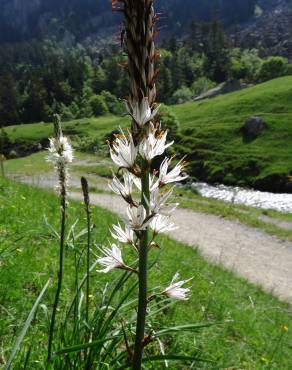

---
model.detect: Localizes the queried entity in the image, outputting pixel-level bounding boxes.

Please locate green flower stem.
[133,164,150,370]
[47,181,66,363]
[81,177,91,326]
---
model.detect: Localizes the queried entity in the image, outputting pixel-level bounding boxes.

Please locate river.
[192,182,292,213]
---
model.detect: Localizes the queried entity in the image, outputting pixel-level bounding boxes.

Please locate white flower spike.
[162,272,192,300]
[47,136,73,167]
[110,131,137,169]
[111,223,135,244]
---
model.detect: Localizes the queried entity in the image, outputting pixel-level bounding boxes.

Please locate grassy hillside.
[4,76,292,191]
[176,76,292,192]
[1,178,292,368]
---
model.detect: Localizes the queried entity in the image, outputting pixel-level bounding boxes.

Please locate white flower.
[139,129,173,161]
[127,98,160,127]
[47,136,73,166]
[111,222,134,244]
[155,157,188,187]
[147,187,178,215]
[125,205,151,230]
[110,131,137,169]
[97,244,126,273]
[150,214,177,235]
[162,273,192,300]
[109,172,134,202]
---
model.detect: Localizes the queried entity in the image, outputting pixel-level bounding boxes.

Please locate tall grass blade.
[53,335,122,357]
[4,279,50,370]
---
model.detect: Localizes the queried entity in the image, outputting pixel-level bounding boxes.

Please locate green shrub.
[59,103,75,121]
[89,95,109,116]
[191,77,215,96]
[171,86,193,104]
[72,135,101,153]
[229,48,263,82]
[258,56,289,82]
[100,90,124,115]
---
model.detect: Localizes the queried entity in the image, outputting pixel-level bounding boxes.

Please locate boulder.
[242,116,267,139]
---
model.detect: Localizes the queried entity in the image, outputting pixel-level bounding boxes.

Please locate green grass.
[4,151,51,175]
[4,76,292,190]
[1,178,292,368]
[5,115,127,143]
[4,151,112,177]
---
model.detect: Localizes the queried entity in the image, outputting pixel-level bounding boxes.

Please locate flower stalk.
[47,114,73,363]
[81,176,91,325]
[133,164,150,369]
[99,1,192,369]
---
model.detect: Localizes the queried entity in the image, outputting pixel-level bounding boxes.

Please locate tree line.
[0,17,291,126]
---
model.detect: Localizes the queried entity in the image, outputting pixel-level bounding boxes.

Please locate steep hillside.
[0,0,257,43]
[4,76,292,192]
[175,76,292,192]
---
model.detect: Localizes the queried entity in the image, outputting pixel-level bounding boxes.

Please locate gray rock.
[242,116,267,138]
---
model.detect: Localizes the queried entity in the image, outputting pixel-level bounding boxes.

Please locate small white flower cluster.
[47,121,73,196]
[97,99,192,300]
[47,136,73,168]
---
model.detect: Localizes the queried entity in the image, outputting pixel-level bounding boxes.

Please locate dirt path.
[10,174,292,304]
[69,191,292,304]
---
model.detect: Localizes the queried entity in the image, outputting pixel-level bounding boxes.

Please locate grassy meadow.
[1,177,292,368]
[4,76,292,190]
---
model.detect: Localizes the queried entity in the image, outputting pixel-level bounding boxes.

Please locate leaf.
[43,215,59,239]
[155,323,217,337]
[53,335,122,357]
[4,279,50,370]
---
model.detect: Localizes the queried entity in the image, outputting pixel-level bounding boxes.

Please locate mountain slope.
[239,0,292,59]
[0,0,257,43]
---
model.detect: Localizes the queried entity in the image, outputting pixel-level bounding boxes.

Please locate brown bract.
[112,0,160,141]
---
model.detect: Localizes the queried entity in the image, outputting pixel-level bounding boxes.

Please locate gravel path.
[10,174,292,304]
[69,191,292,304]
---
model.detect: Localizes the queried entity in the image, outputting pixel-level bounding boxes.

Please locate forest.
[1,16,291,126]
